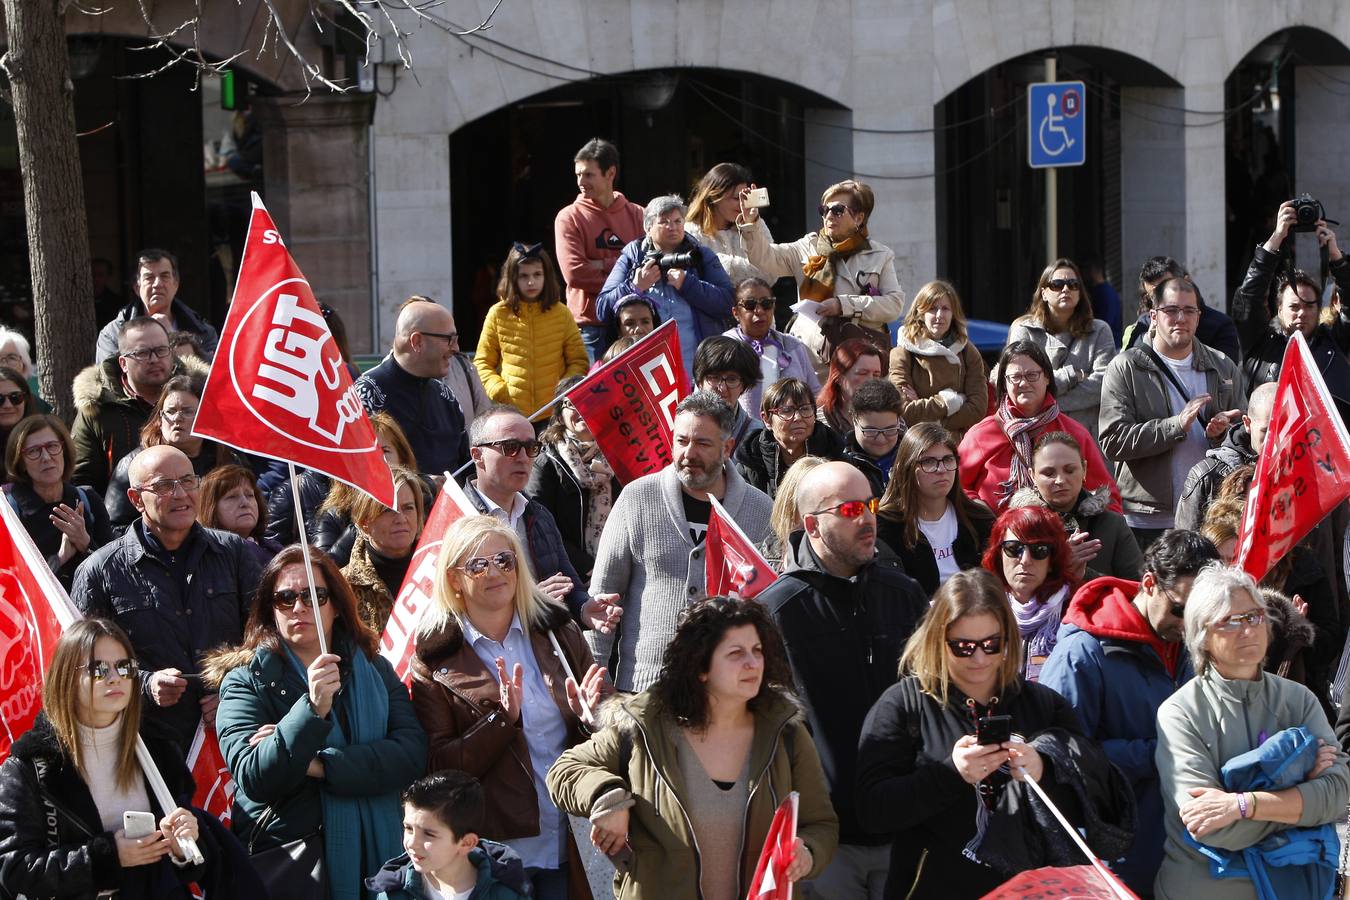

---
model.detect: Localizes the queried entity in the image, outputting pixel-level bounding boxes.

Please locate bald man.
[755,461,927,898]
[72,445,263,751]
[1174,381,1277,531]
[354,297,469,474]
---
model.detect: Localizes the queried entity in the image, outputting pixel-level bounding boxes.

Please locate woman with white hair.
[595,194,735,380]
[0,326,49,411]
[1154,564,1350,899]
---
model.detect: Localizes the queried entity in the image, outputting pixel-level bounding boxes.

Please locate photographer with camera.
[596,194,735,380]
[1231,198,1350,419]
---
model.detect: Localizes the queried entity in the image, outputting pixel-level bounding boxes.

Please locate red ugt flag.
[381,477,477,686]
[706,495,777,599]
[187,723,236,825]
[1236,331,1350,581]
[193,193,395,508]
[746,792,798,900]
[566,320,690,484]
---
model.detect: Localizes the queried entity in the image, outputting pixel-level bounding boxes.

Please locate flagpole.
[546,630,594,725]
[136,740,205,864]
[788,791,799,900]
[1020,770,1132,900]
[287,462,329,657]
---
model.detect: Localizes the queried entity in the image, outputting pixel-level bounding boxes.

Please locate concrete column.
[253,92,376,351]
[1182,81,1227,307]
[1120,87,1187,291]
[1293,67,1350,271]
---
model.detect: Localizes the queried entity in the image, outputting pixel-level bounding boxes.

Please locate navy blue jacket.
[595,237,735,347]
[355,355,469,476]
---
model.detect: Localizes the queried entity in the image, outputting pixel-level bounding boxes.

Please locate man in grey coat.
[586,391,772,691]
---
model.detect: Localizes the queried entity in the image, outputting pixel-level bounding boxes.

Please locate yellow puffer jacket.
[474,299,589,419]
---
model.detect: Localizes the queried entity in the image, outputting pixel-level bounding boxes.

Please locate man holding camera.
[1232,198,1350,420]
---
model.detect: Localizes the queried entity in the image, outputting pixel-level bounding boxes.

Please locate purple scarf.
[1011,585,1069,663]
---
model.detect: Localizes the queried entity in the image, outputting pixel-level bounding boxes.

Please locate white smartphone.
[123,810,157,839]
[743,187,770,208]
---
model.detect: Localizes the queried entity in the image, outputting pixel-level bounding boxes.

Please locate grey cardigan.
[586,464,772,692]
[1006,317,1115,439]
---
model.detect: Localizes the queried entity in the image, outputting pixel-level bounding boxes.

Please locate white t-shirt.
[918,503,961,586]
[423,883,472,900]
[1125,349,1211,530]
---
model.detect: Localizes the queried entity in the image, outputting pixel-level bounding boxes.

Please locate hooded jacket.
[1006,317,1116,440]
[1122,290,1243,365]
[554,191,645,326]
[887,332,988,440]
[1009,485,1143,582]
[546,689,838,900]
[365,840,530,900]
[1174,423,1256,532]
[755,530,928,844]
[1038,577,1191,894]
[733,422,847,499]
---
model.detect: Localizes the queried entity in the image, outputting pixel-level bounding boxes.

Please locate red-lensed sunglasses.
[809,497,879,519]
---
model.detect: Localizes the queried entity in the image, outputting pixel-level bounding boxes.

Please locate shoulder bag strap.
[30,757,95,843]
[1140,344,1210,428]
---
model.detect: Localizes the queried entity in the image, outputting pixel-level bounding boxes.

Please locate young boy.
[845,378,906,495]
[366,771,530,900]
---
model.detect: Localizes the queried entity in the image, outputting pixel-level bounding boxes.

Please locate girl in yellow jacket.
[476,242,589,420]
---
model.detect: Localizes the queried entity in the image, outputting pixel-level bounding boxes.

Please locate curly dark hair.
[653,596,794,730]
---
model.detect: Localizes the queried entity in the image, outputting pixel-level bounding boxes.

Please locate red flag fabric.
[381,477,478,686]
[565,320,690,484]
[746,792,797,900]
[0,497,77,764]
[186,724,236,825]
[982,864,1139,898]
[193,192,395,508]
[707,495,778,599]
[1236,331,1350,581]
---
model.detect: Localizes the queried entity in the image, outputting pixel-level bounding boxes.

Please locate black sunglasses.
[271,587,331,610]
[475,438,543,459]
[945,636,1004,658]
[1046,278,1080,292]
[1000,540,1053,561]
[0,391,25,407]
[818,203,854,218]
[737,298,775,311]
[1160,584,1185,618]
[84,658,139,681]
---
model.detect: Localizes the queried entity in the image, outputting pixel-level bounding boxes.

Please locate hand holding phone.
[123,810,158,840]
[976,714,1012,747]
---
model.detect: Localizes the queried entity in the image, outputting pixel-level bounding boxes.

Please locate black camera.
[1292,194,1326,233]
[646,250,696,271]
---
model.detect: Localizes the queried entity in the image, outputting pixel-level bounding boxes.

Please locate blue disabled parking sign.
[1028,81,1086,168]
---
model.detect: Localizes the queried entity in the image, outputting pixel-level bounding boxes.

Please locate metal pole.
[1046,55,1058,263]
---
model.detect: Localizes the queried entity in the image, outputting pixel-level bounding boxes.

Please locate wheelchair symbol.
[1038,92,1076,158]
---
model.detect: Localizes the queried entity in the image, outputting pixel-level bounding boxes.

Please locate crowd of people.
[2,135,1350,900]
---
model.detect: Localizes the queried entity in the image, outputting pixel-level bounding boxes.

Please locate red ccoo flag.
[186,723,236,826]
[707,495,778,599]
[746,792,798,900]
[193,192,395,508]
[381,476,478,686]
[1236,331,1350,581]
[565,320,690,484]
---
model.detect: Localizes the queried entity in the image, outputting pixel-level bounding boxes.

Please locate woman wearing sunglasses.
[1155,564,1349,900]
[1005,259,1115,440]
[0,618,226,900]
[888,280,987,441]
[737,179,903,375]
[877,423,993,596]
[981,506,1077,683]
[4,414,114,589]
[412,515,609,900]
[340,465,425,634]
[735,378,847,499]
[958,340,1121,513]
[855,569,1128,899]
[0,364,39,482]
[722,277,819,421]
[208,546,427,899]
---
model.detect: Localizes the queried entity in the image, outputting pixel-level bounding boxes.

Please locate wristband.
[1236,791,1249,819]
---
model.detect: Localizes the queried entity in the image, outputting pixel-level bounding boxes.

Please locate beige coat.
[888,333,988,441]
[1006,317,1115,439]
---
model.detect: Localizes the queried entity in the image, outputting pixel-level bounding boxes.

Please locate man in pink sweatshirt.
[553,138,645,362]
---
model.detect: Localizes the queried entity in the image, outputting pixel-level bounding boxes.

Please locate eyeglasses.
[1045,278,1080,292]
[84,658,139,681]
[417,331,458,344]
[1000,540,1054,561]
[1004,370,1044,385]
[457,550,518,578]
[0,391,25,407]
[702,374,743,390]
[120,346,172,362]
[0,353,24,367]
[1209,610,1266,633]
[916,453,958,473]
[20,441,62,462]
[133,475,201,496]
[654,218,685,230]
[271,587,332,610]
[1155,305,1201,320]
[810,497,879,518]
[945,635,1003,658]
[475,438,543,459]
[161,407,198,422]
[818,203,854,218]
[737,298,775,311]
[769,404,814,421]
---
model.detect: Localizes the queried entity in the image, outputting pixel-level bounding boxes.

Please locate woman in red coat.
[958,341,1120,513]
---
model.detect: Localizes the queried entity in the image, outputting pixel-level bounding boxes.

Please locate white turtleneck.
[78,716,151,833]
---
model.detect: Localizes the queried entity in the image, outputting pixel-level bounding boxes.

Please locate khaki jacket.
[888,334,988,440]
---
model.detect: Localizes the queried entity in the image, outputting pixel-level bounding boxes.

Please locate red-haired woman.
[816,338,885,434]
[981,506,1076,683]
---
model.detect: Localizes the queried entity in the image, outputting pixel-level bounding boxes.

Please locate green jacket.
[546,689,838,900]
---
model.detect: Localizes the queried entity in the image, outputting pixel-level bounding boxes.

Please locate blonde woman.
[412,515,609,900]
[888,280,988,440]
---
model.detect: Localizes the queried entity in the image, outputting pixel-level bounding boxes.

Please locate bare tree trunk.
[0,0,94,422]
